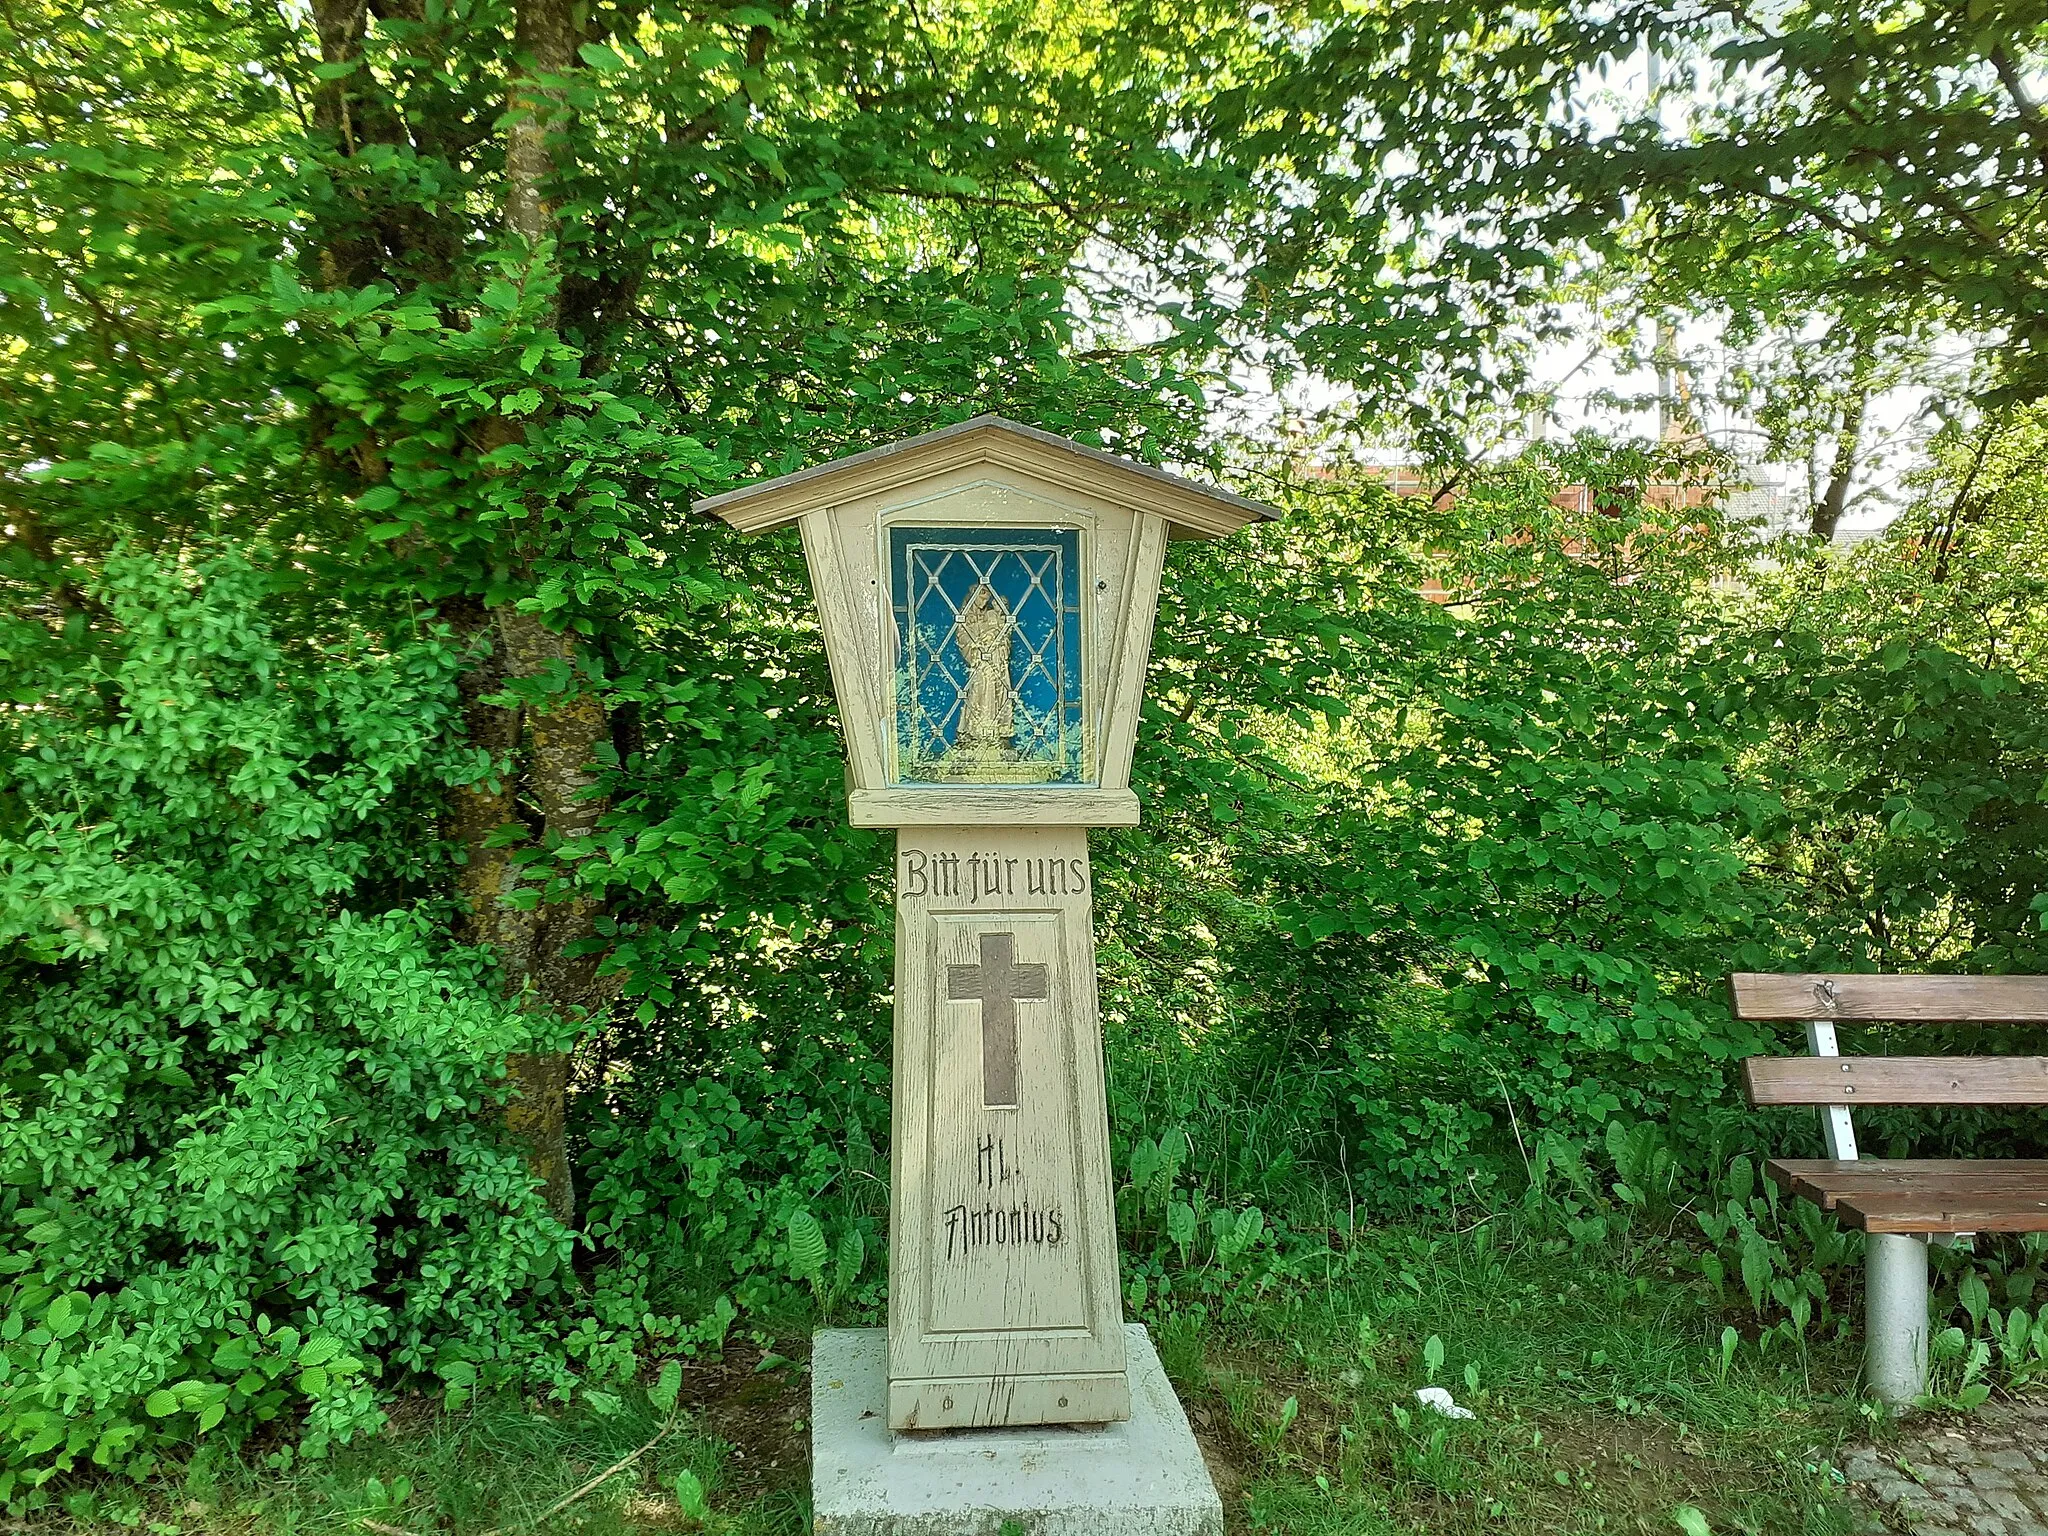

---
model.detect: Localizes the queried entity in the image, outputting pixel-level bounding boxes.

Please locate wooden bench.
[1733,972,2048,1403]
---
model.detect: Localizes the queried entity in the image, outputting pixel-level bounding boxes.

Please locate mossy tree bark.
[308,0,605,1227]
[469,0,599,1228]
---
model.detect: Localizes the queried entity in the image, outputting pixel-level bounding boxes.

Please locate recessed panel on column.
[889,827,1125,1428]
[925,911,1087,1337]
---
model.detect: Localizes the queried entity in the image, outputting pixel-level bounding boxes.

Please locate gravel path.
[1846,1398,2048,1536]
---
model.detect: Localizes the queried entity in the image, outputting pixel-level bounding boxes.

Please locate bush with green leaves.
[4,0,2047,1486]
[0,552,570,1499]
[1105,432,2048,1229]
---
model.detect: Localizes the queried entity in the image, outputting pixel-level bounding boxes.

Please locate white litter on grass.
[1414,1387,1476,1420]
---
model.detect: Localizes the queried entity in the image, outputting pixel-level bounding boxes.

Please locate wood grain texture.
[1095,512,1168,795]
[887,826,1127,1429]
[1743,1055,2048,1105]
[888,1370,1130,1433]
[1766,1159,2048,1209]
[848,787,1140,827]
[799,509,888,787]
[1833,1192,2048,1234]
[1729,972,2048,1022]
[700,414,1279,539]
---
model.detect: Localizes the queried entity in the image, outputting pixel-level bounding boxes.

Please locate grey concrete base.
[811,1325,1222,1536]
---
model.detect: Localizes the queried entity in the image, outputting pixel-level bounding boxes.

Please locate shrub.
[0,552,567,1498]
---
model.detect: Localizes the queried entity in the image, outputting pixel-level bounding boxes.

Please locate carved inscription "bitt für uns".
[900,849,1087,903]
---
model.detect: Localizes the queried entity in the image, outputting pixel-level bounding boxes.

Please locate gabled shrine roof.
[697,414,1280,541]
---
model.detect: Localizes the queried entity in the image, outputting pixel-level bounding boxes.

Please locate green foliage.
[1283,447,1789,1144]
[1103,440,1779,1229]
[1099,430,2047,1291]
[1217,0,2048,430]
[0,553,568,1496]
[4,0,2048,1497]
[1760,415,2048,977]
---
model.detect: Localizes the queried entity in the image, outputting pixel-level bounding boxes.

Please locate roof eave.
[698,415,1278,540]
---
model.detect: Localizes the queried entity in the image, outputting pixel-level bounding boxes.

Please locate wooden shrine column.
[700,416,1276,1430]
[887,826,1122,1427]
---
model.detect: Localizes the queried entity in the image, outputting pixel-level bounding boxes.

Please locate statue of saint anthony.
[949,583,1015,768]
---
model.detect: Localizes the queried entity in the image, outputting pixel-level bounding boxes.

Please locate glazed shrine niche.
[890,526,1085,787]
[700,416,1275,830]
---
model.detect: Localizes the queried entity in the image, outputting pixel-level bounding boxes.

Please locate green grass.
[1161,1226,1874,1534]
[61,1225,1897,1536]
[60,1351,810,1536]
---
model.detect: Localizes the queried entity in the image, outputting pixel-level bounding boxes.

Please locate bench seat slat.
[1766,1158,2048,1209]
[1834,1191,2048,1234]
[1743,1055,2048,1106]
[1731,972,2048,1022]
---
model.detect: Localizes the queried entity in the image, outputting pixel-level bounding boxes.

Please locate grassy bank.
[53,1223,1900,1536]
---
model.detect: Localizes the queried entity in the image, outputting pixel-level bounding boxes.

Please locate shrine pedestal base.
[811,1326,1222,1536]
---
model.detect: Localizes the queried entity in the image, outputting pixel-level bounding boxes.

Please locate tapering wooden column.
[886,826,1125,1428]
[702,417,1277,1430]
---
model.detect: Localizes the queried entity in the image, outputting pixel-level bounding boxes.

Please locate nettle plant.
[0,553,568,1498]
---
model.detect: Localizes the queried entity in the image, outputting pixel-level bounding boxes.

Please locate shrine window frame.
[883,521,1093,789]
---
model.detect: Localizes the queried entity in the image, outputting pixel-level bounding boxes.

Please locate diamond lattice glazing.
[889,526,1085,785]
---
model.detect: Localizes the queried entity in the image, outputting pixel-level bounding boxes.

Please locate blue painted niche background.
[889,525,1086,784]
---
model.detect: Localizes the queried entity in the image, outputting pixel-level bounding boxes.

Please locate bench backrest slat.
[1731,973,2048,1023]
[1744,1055,2048,1107]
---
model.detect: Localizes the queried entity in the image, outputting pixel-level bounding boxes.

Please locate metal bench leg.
[1866,1233,1929,1405]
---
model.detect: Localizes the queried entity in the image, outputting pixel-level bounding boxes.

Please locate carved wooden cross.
[948,931,1048,1109]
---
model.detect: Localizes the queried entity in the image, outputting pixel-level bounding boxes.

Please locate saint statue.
[947,583,1015,772]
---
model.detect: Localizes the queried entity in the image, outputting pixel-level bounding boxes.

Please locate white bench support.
[1865,1232,1929,1405]
[1808,1011,1930,1404]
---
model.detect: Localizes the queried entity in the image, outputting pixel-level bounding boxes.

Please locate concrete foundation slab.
[811,1325,1222,1536]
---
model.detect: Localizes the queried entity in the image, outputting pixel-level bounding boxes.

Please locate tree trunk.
[495,608,610,1227]
[505,0,576,262]
[475,0,600,1228]
[446,598,539,966]
[1813,354,1872,543]
[305,0,603,1228]
[444,602,606,1228]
